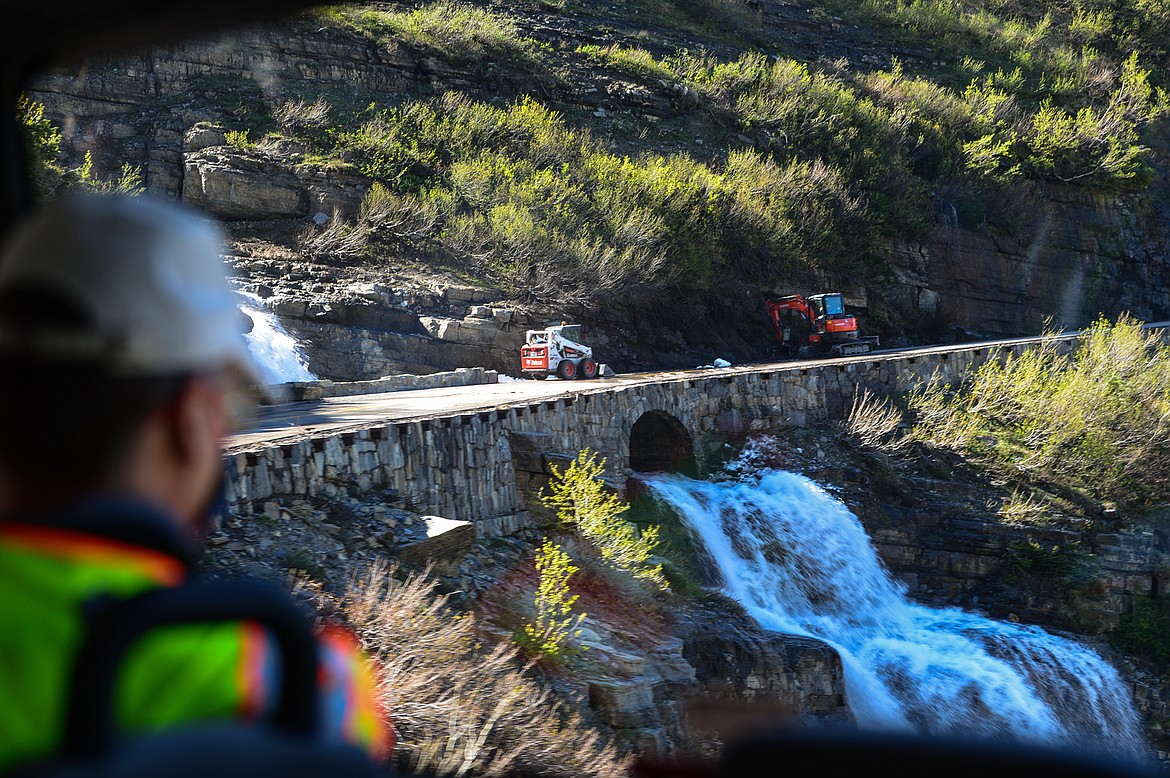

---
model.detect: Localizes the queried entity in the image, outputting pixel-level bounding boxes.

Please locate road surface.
[229,323,1170,451]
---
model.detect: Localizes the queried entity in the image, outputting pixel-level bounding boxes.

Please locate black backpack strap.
[63,577,321,758]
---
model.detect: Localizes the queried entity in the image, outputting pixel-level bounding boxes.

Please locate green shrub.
[905,316,1170,505]
[69,151,143,196]
[273,97,331,135]
[812,1,1166,196]
[298,182,439,263]
[318,1,539,66]
[842,388,907,451]
[575,44,678,82]
[996,489,1054,526]
[542,449,667,590]
[17,95,63,197]
[1020,54,1163,188]
[518,538,586,660]
[224,129,255,150]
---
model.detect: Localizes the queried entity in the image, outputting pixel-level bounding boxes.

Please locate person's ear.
[168,375,228,463]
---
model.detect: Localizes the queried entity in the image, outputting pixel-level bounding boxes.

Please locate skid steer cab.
[520,323,600,380]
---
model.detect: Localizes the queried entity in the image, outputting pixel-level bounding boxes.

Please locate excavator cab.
[809,293,846,319]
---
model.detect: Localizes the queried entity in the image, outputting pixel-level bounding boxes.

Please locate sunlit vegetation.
[17,96,62,197]
[842,388,907,451]
[517,538,587,660]
[995,488,1054,527]
[542,449,667,590]
[17,97,143,197]
[301,561,630,778]
[581,40,1164,202]
[25,0,1168,321]
[280,91,874,305]
[274,26,1162,302]
[576,44,677,82]
[904,317,1170,506]
[316,2,540,66]
[823,0,1170,88]
[845,317,1170,507]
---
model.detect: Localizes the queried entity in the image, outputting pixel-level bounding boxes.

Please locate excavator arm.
[765,295,813,344]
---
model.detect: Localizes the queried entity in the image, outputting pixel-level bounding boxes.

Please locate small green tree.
[520,538,585,659]
[16,98,144,198]
[17,95,63,197]
[542,449,667,590]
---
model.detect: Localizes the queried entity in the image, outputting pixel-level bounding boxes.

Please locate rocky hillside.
[24,0,1170,378]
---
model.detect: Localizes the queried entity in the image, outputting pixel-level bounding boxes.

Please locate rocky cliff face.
[26,0,1170,378]
[884,184,1170,340]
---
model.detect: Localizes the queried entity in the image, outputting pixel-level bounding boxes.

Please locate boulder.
[393,515,476,575]
[419,316,515,349]
[184,122,227,152]
[183,148,308,220]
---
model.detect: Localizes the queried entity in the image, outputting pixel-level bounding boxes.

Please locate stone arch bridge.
[223,337,1059,535]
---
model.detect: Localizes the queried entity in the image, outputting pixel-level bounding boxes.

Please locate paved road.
[229,322,1170,451]
[226,345,968,450]
[230,377,618,449]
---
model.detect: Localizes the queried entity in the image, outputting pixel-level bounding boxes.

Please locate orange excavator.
[765,292,879,358]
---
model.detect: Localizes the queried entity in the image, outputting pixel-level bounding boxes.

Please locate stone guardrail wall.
[277,366,499,402]
[224,337,1073,534]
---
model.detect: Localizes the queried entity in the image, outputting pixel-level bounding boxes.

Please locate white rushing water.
[237,292,317,384]
[643,464,1149,763]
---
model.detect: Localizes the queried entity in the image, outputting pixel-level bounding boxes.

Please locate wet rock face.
[882,185,1170,340]
[680,609,850,726]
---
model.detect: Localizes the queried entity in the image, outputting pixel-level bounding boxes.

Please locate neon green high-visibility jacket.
[0,499,391,771]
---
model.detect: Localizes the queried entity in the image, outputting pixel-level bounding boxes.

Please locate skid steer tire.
[581,358,598,379]
[557,359,578,379]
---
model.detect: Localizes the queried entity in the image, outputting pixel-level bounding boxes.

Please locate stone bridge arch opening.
[629,411,696,476]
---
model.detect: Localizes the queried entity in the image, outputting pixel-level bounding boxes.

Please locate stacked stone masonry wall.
[224,340,1048,533]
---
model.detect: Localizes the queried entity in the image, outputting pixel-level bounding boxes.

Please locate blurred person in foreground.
[0,193,391,770]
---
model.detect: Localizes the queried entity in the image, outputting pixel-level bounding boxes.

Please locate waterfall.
[643,465,1149,764]
[237,292,317,384]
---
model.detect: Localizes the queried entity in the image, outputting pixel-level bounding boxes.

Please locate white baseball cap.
[0,193,263,390]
